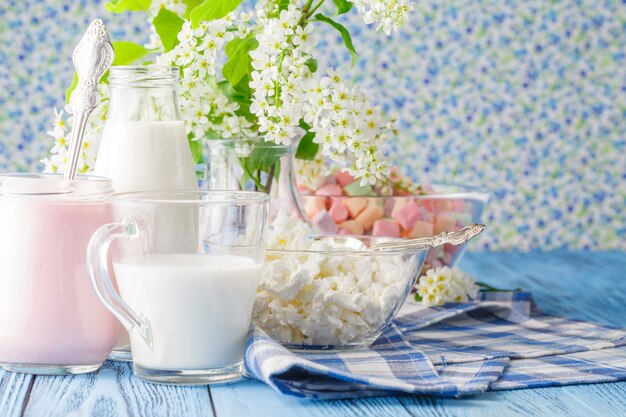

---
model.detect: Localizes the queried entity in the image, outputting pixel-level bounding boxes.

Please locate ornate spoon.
[64,19,114,181]
[368,224,486,252]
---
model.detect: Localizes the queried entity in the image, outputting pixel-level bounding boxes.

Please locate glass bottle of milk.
[95,66,198,193]
[95,66,198,361]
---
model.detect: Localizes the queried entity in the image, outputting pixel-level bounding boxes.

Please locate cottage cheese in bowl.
[253,211,427,348]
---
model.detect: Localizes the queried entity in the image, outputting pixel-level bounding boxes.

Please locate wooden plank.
[0,370,34,417]
[210,379,414,417]
[22,361,215,417]
[398,383,626,417]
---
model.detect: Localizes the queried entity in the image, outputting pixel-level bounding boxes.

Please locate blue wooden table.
[1,251,625,417]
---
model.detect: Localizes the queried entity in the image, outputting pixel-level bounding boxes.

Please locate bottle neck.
[107,85,182,122]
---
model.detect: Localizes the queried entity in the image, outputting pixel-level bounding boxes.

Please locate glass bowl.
[298,183,489,274]
[253,236,427,350]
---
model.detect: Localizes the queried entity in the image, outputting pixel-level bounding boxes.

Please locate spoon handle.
[64,19,114,181]
[370,224,486,252]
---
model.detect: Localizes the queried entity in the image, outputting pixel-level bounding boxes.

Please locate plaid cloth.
[244,292,626,399]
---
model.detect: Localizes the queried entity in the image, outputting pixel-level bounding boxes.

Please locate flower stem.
[307,0,325,18]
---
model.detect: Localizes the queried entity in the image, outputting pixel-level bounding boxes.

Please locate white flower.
[351,0,414,35]
[416,267,480,306]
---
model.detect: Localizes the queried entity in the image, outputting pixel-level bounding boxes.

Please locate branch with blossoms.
[42,0,413,186]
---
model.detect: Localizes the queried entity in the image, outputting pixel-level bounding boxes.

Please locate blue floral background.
[0,0,624,250]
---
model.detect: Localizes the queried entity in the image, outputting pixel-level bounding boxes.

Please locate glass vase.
[200,137,308,223]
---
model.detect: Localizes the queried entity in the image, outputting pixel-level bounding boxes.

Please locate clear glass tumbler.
[0,173,117,375]
[87,191,269,385]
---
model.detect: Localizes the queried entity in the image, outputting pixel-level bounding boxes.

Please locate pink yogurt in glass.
[0,174,117,374]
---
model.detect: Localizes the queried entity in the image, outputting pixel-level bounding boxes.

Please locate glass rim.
[108,190,270,205]
[0,173,112,197]
[205,137,290,150]
[300,182,490,201]
[109,65,179,86]
[266,235,428,256]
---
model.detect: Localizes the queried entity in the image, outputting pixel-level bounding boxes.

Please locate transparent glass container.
[0,174,117,374]
[94,66,199,361]
[201,138,307,223]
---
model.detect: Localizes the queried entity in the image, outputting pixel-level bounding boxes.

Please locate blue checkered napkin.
[244,292,626,399]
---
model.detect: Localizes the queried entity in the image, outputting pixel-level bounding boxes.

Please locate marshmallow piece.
[312,210,337,234]
[335,170,356,187]
[434,214,455,234]
[422,199,435,213]
[315,184,343,196]
[305,197,326,219]
[337,220,364,235]
[342,197,367,218]
[393,199,422,230]
[434,199,453,212]
[390,199,408,219]
[383,198,395,217]
[452,199,465,212]
[372,220,400,238]
[343,181,376,196]
[329,201,349,224]
[355,202,384,231]
[411,220,434,238]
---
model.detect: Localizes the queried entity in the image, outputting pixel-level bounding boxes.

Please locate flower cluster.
[41,85,108,173]
[158,19,255,140]
[351,0,413,35]
[415,266,480,306]
[249,6,392,184]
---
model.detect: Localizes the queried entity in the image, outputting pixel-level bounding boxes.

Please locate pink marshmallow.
[329,202,349,224]
[315,184,343,196]
[411,220,434,238]
[337,220,364,235]
[305,197,326,219]
[452,199,465,212]
[355,202,384,232]
[335,170,356,187]
[434,215,455,234]
[312,210,337,234]
[372,220,400,238]
[422,199,435,213]
[342,197,367,218]
[434,199,453,212]
[393,199,422,230]
[390,199,408,219]
[383,198,395,217]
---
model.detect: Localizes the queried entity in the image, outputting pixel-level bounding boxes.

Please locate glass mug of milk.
[87,191,269,385]
[0,174,117,374]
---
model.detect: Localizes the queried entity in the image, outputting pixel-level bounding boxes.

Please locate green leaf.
[65,41,149,104]
[332,0,353,15]
[190,0,242,28]
[65,73,79,104]
[181,0,203,18]
[152,8,184,52]
[188,136,204,164]
[112,41,150,65]
[304,57,318,73]
[277,0,290,11]
[222,36,258,86]
[246,144,286,173]
[105,0,151,13]
[314,14,357,65]
[295,121,319,160]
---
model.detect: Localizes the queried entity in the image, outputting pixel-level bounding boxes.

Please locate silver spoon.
[64,19,114,181]
[369,224,486,252]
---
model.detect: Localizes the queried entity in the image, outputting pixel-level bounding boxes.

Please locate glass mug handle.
[87,219,153,350]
